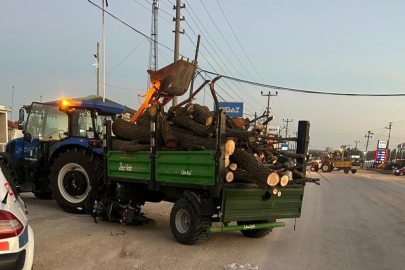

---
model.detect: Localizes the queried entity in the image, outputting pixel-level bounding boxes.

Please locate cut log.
[171,113,215,137]
[253,124,264,132]
[172,130,216,149]
[229,163,237,171]
[160,116,177,148]
[224,156,230,168]
[272,188,278,195]
[225,140,236,156]
[192,104,214,126]
[267,172,280,187]
[279,174,289,187]
[231,117,250,129]
[230,149,274,186]
[225,170,234,183]
[277,191,282,197]
[112,139,150,152]
[226,129,258,143]
[233,169,262,186]
[112,118,150,143]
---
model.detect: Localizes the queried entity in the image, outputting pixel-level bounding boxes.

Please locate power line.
[106,83,147,91]
[106,38,146,76]
[88,0,184,57]
[200,69,405,97]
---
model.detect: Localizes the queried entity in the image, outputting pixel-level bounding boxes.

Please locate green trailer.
[102,111,310,244]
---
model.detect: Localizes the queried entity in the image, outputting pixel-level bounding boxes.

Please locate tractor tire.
[314,167,319,172]
[351,169,357,174]
[344,168,350,174]
[50,148,103,214]
[322,164,330,172]
[237,220,274,238]
[170,197,211,245]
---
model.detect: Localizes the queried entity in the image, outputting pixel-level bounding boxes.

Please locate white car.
[0,167,34,270]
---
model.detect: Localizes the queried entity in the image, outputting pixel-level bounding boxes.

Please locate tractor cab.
[2,99,125,197]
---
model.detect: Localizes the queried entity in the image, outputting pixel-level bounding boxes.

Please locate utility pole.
[386,122,393,162]
[365,131,373,152]
[148,0,159,90]
[283,119,293,138]
[354,140,360,150]
[364,131,373,168]
[261,91,278,136]
[96,42,100,96]
[172,0,185,106]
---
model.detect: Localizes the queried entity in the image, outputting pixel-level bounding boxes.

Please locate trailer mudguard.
[183,190,218,216]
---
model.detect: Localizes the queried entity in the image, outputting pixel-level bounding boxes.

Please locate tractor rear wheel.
[50,149,103,213]
[322,164,330,172]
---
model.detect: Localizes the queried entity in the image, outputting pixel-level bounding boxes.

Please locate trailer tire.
[50,149,103,214]
[351,169,357,174]
[344,168,350,174]
[170,197,211,245]
[237,220,274,238]
[322,164,330,172]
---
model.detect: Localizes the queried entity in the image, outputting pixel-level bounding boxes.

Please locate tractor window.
[95,115,114,139]
[72,110,93,138]
[26,103,68,141]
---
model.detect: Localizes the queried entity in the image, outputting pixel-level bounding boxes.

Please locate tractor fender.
[0,152,25,183]
[183,190,218,216]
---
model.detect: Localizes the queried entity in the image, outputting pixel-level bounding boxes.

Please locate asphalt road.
[23,170,405,270]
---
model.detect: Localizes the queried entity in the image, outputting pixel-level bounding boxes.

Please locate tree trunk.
[230,149,274,186]
[112,139,150,152]
[112,118,150,143]
[172,130,216,149]
[226,129,258,143]
[160,116,177,148]
[190,104,214,126]
[171,113,215,137]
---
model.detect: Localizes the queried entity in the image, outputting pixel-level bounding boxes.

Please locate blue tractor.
[0,99,125,213]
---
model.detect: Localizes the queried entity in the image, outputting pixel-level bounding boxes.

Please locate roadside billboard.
[214,102,244,117]
[267,126,280,135]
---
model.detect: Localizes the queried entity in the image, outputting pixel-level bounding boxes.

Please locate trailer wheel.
[50,149,103,214]
[351,169,357,174]
[322,164,330,172]
[237,220,274,238]
[344,168,350,174]
[170,197,211,245]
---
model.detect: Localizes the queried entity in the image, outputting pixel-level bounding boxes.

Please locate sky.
[1,0,405,151]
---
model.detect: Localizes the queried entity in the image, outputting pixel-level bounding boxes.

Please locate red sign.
[4,183,16,203]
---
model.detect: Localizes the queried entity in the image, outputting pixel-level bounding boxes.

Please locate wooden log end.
[277,191,282,197]
[272,188,278,195]
[205,115,214,126]
[280,175,289,187]
[229,163,238,171]
[267,172,280,187]
[225,171,234,183]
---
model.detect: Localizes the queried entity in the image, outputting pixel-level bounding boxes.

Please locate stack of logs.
[112,102,319,196]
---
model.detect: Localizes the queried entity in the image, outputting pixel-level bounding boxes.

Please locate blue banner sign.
[214,102,244,117]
